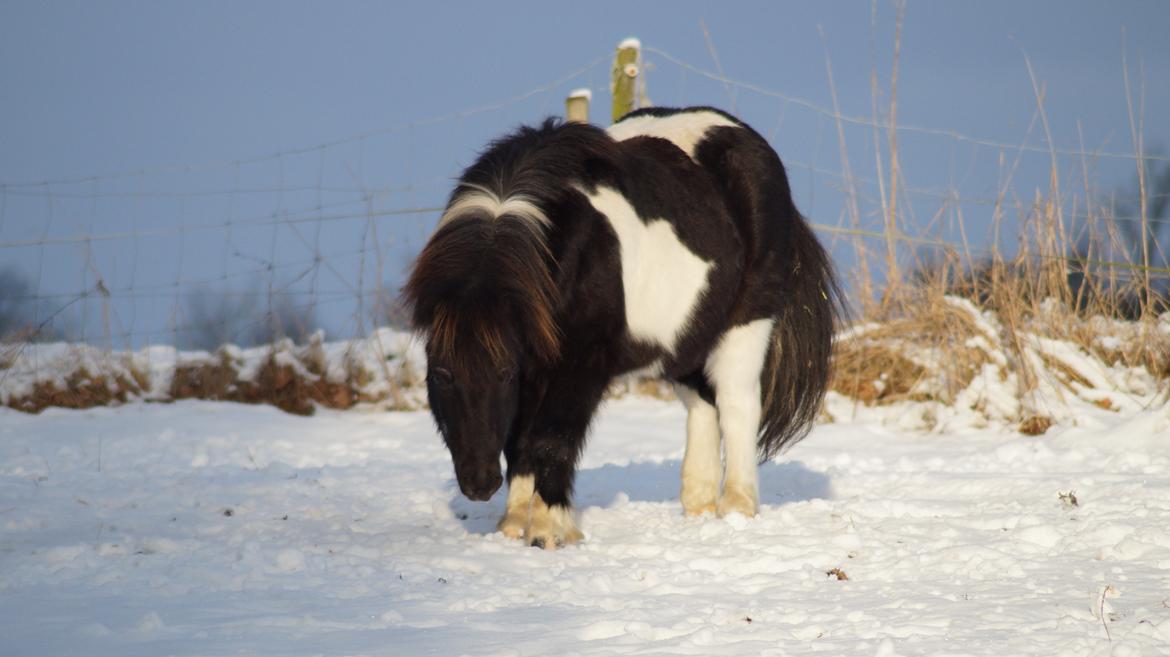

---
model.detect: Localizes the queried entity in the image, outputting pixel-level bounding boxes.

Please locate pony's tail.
[757,216,843,460]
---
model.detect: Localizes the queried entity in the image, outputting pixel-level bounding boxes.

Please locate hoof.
[525,496,583,550]
[717,485,758,518]
[680,480,719,517]
[497,511,527,540]
[682,501,716,517]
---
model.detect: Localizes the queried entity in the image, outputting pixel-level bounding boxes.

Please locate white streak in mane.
[606,110,738,161]
[439,183,550,236]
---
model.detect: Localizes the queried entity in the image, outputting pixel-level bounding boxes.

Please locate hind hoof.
[683,501,716,517]
[717,485,758,518]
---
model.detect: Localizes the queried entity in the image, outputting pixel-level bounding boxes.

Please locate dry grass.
[831,291,998,407]
[823,4,1168,432]
[9,371,139,413]
[831,249,1168,432]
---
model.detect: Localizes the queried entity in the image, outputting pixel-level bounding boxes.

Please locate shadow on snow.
[449,459,832,536]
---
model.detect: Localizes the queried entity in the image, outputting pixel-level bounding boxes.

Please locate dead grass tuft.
[832,292,995,407]
[169,348,359,416]
[831,339,924,405]
[826,568,850,581]
[12,371,137,413]
[1018,415,1054,436]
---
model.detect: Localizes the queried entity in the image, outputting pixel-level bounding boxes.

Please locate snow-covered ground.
[2,398,1169,657]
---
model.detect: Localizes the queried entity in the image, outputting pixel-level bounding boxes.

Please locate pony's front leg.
[524,437,585,549]
[521,368,608,549]
[496,473,534,539]
[497,413,539,540]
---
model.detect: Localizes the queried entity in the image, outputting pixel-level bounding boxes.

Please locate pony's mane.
[405,216,559,367]
[406,119,614,367]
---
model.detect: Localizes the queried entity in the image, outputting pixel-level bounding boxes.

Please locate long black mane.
[404,120,617,369]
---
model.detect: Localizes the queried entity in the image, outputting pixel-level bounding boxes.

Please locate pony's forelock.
[439,183,551,241]
[405,204,561,371]
[429,302,510,370]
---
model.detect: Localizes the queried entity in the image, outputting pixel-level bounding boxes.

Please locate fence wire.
[1,45,1167,364]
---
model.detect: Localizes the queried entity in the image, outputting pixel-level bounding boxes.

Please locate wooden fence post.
[565,88,591,124]
[611,38,641,123]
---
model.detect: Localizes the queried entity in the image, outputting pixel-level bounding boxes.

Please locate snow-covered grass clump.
[829,297,1169,434]
[1,328,427,414]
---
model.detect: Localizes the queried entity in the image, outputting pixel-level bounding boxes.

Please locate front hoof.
[717,486,758,518]
[497,511,527,540]
[525,499,583,550]
[526,527,584,550]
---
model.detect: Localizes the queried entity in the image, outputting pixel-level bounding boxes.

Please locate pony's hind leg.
[496,474,534,539]
[706,318,775,518]
[677,384,721,516]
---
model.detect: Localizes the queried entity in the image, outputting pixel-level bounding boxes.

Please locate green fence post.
[611,38,641,123]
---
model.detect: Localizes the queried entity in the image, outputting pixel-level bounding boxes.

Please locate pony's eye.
[430,367,454,387]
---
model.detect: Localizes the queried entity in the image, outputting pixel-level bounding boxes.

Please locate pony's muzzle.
[456,465,503,501]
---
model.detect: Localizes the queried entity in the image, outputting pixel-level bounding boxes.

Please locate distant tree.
[251,293,319,345]
[181,284,319,351]
[0,267,60,341]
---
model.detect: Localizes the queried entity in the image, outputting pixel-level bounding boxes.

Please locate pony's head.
[404,196,559,501]
[421,305,524,500]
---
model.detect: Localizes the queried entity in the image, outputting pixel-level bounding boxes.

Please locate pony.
[405,107,840,549]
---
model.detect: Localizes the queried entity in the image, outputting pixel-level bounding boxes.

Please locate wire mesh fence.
[2,42,1167,376]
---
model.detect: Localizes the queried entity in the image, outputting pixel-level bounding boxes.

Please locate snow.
[569,88,593,101]
[2,398,1170,656]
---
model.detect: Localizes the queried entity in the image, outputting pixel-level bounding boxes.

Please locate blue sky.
[2,1,1168,345]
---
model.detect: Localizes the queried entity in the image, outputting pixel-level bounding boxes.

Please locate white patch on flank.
[577,185,711,354]
[676,385,721,516]
[704,318,775,517]
[497,474,534,540]
[606,110,738,161]
[438,183,550,236]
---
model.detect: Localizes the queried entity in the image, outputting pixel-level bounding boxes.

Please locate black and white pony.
[405,107,840,549]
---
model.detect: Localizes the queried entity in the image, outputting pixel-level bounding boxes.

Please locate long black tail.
[648,105,843,458]
[758,214,843,460]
